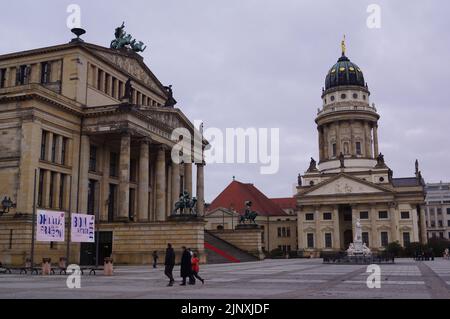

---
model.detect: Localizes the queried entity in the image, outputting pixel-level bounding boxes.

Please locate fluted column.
[370,205,378,248]
[184,162,193,196]
[336,122,341,157]
[78,135,90,214]
[318,127,324,161]
[196,162,205,215]
[390,203,399,243]
[323,125,329,160]
[117,132,131,221]
[350,120,355,156]
[138,141,149,222]
[42,170,52,208]
[100,145,110,222]
[155,146,167,221]
[373,124,379,157]
[53,173,61,209]
[364,121,372,158]
[333,206,341,249]
[419,205,427,244]
[314,206,322,249]
[171,162,181,214]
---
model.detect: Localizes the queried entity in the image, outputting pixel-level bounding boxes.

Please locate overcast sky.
[1,0,449,202]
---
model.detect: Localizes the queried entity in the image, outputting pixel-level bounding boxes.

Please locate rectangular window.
[9,229,13,249]
[332,143,337,157]
[277,227,282,237]
[362,232,370,246]
[381,232,389,247]
[108,184,116,222]
[40,131,48,160]
[439,220,443,227]
[97,69,103,91]
[286,227,291,238]
[87,179,96,215]
[38,169,44,207]
[403,232,411,246]
[40,62,51,84]
[378,211,388,219]
[118,80,123,99]
[431,221,436,227]
[51,135,57,163]
[16,65,30,85]
[0,68,6,88]
[447,208,450,215]
[105,74,110,94]
[59,174,65,210]
[305,213,314,221]
[61,137,68,165]
[110,152,118,177]
[130,159,137,182]
[307,233,314,248]
[49,172,56,208]
[440,232,444,239]
[323,212,332,220]
[111,77,117,98]
[356,141,362,155]
[437,208,442,215]
[401,211,410,219]
[360,211,369,220]
[89,145,97,172]
[325,233,332,248]
[447,220,450,227]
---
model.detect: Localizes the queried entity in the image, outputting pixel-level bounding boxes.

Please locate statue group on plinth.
[346,218,372,257]
[238,201,258,225]
[172,191,197,217]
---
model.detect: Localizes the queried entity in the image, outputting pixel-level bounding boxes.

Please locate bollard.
[104,257,113,276]
[25,258,32,269]
[42,258,51,275]
[59,257,67,269]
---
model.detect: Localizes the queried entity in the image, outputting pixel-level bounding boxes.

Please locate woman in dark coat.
[180,246,192,286]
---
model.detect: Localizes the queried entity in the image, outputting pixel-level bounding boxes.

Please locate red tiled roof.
[270,197,297,210]
[208,181,288,216]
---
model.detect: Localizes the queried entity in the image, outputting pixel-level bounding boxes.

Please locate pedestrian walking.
[180,246,192,286]
[191,253,205,285]
[164,244,175,287]
[152,251,159,269]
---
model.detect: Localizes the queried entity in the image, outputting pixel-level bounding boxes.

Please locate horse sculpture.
[239,201,258,224]
[173,191,197,216]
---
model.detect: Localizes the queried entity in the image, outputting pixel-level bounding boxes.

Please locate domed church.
[296,39,427,256]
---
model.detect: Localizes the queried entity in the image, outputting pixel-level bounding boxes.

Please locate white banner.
[36,210,65,242]
[71,214,95,243]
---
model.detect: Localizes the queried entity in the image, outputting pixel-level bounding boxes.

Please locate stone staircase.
[204,231,259,264]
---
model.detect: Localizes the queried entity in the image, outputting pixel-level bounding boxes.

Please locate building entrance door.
[80,231,113,266]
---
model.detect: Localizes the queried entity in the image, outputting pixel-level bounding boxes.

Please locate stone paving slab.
[0,258,449,299]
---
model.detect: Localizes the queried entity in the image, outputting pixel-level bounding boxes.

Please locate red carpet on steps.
[204,242,240,263]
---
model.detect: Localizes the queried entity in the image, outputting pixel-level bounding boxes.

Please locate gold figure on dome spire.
[341,35,346,56]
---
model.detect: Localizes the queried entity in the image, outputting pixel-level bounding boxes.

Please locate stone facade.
[425,182,450,240]
[296,49,426,257]
[0,38,207,265]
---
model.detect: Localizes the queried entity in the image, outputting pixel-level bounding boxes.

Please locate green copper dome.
[325,55,366,90]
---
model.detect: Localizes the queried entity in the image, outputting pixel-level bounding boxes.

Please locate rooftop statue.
[110,22,147,53]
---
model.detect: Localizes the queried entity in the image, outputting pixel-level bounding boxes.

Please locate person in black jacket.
[164,243,175,287]
[180,246,192,286]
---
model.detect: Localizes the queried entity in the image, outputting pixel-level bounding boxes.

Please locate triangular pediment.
[84,45,167,96]
[303,174,393,197]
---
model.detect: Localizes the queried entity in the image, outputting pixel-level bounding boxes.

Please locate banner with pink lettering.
[36,210,65,242]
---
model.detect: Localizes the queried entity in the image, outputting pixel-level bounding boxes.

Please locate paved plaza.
[1,258,450,299]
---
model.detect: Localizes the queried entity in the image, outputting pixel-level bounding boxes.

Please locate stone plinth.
[209,227,264,260]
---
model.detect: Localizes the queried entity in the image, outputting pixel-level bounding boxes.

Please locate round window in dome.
[339,67,345,72]
[363,95,366,100]
[349,67,355,72]
[353,93,358,99]
[341,94,347,99]
[330,96,335,101]
[379,177,385,182]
